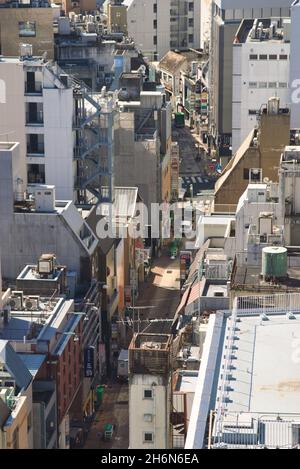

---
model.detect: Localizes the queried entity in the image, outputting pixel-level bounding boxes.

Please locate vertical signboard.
[84,346,95,378]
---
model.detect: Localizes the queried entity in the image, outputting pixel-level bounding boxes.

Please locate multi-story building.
[0,53,74,200]
[55,15,140,92]
[106,0,128,34]
[0,0,54,59]
[0,141,99,285]
[0,48,117,205]
[123,0,201,61]
[0,340,33,449]
[129,333,173,449]
[209,0,292,156]
[114,71,172,209]
[232,18,291,153]
[214,98,290,212]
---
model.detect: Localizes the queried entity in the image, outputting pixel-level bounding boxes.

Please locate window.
[279,82,288,88]
[189,34,194,43]
[259,82,267,88]
[243,168,250,180]
[144,414,153,422]
[269,54,277,60]
[153,36,157,46]
[279,54,288,60]
[259,54,267,60]
[268,82,277,88]
[248,110,258,115]
[249,54,258,60]
[189,18,194,27]
[249,82,257,88]
[144,432,154,443]
[153,19,157,29]
[188,2,194,11]
[27,134,44,154]
[144,389,153,399]
[19,21,36,37]
[27,164,45,184]
[26,102,43,125]
[153,3,157,13]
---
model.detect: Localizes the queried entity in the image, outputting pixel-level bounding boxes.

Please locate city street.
[134,250,180,332]
[83,382,129,450]
[84,251,180,449]
[172,124,217,195]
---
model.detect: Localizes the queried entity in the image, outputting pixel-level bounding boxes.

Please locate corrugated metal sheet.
[0,340,32,390]
[18,353,46,378]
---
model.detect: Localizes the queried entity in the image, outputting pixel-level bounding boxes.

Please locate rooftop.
[131,333,172,351]
[158,51,187,75]
[186,293,300,449]
[235,18,291,44]
[174,371,199,393]
[231,256,300,292]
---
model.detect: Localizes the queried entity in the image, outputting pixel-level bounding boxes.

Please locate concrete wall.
[114,113,160,208]
[232,39,290,153]
[0,63,27,190]
[108,4,127,33]
[0,60,75,200]
[3,384,33,449]
[259,112,290,182]
[214,113,290,211]
[129,374,171,449]
[0,9,54,59]
[43,88,74,200]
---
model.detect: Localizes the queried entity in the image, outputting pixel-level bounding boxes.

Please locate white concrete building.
[232,19,291,153]
[129,333,173,449]
[209,0,292,154]
[124,0,201,61]
[0,53,74,200]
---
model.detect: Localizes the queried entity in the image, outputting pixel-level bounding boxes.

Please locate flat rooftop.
[17,264,63,282]
[186,294,300,449]
[235,18,290,44]
[130,333,172,350]
[204,283,228,298]
[231,264,300,292]
[174,371,199,393]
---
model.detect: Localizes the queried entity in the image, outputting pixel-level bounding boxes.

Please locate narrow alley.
[83,251,180,449]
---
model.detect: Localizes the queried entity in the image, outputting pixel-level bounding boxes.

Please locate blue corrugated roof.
[0,340,32,390]
[18,354,46,378]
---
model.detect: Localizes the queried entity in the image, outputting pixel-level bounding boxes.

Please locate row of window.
[154,34,194,46]
[248,81,288,89]
[249,54,288,61]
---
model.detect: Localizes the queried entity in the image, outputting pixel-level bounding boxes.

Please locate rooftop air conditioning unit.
[25,296,40,311]
[10,295,23,311]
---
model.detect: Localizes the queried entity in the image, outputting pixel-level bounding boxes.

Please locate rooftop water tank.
[262,246,287,279]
